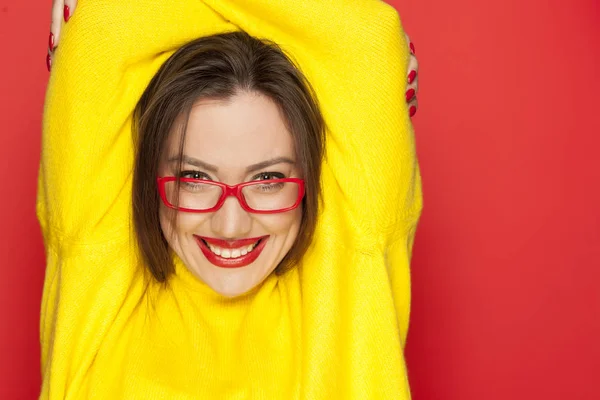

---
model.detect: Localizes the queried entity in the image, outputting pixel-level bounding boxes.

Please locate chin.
[204,273,266,298]
[215,287,251,298]
[188,260,271,298]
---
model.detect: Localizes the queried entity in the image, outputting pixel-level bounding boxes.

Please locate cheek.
[262,207,303,239]
[159,206,210,240]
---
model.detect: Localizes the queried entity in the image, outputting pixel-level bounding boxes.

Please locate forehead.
[166,91,295,171]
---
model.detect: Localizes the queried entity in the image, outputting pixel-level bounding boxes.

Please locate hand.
[47,0,78,71]
[405,33,419,118]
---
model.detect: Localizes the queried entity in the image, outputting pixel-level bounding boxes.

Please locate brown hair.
[132,31,325,282]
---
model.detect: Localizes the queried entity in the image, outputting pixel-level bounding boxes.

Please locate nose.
[210,195,253,239]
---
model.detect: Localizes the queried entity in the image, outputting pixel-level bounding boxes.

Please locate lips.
[194,235,269,269]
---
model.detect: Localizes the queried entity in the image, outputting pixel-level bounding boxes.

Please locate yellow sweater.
[37,0,422,398]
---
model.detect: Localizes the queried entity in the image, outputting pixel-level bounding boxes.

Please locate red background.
[1,0,599,398]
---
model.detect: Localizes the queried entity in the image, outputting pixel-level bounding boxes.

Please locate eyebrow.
[168,156,218,173]
[168,155,296,173]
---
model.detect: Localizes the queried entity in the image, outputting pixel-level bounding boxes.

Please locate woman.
[39,0,422,398]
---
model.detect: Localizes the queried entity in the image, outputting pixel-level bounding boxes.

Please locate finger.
[404,32,416,55]
[407,54,419,93]
[64,0,78,23]
[46,48,52,72]
[408,97,418,118]
[50,0,65,52]
[407,73,418,117]
[49,0,78,53]
[404,34,419,86]
[403,34,418,117]
[406,33,416,55]
[407,53,418,77]
[407,75,418,97]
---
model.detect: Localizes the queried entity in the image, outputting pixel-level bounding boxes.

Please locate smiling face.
[157,91,303,297]
[132,32,325,290]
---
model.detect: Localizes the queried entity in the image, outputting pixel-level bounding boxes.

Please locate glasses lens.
[241,180,300,211]
[164,180,223,210]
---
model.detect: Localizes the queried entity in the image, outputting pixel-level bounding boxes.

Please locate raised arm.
[202,1,422,396]
[38,1,232,397]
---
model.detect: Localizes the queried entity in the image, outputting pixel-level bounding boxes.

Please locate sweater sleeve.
[203,1,423,396]
[36,1,230,397]
[204,0,421,237]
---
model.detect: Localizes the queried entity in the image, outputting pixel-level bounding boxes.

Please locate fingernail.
[405,88,416,102]
[46,54,52,72]
[408,70,417,84]
[409,106,417,118]
[49,33,55,52]
[410,42,416,55]
[64,5,71,22]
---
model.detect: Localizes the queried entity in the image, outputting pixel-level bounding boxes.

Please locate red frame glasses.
[156,176,305,214]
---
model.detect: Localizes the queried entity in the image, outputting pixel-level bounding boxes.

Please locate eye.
[255,181,285,192]
[179,170,211,180]
[252,171,285,181]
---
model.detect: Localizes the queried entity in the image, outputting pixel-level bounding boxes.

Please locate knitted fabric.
[37,0,422,398]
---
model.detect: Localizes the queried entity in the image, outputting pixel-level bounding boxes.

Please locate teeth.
[206,240,260,259]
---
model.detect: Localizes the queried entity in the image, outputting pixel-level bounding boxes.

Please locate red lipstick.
[194,235,269,269]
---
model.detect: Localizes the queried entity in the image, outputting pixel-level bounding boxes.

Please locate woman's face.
[158,91,302,297]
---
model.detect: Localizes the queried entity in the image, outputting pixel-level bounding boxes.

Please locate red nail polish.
[409,106,417,118]
[410,42,416,55]
[46,54,52,72]
[64,5,71,22]
[405,89,416,102]
[49,33,55,52]
[408,70,417,84]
